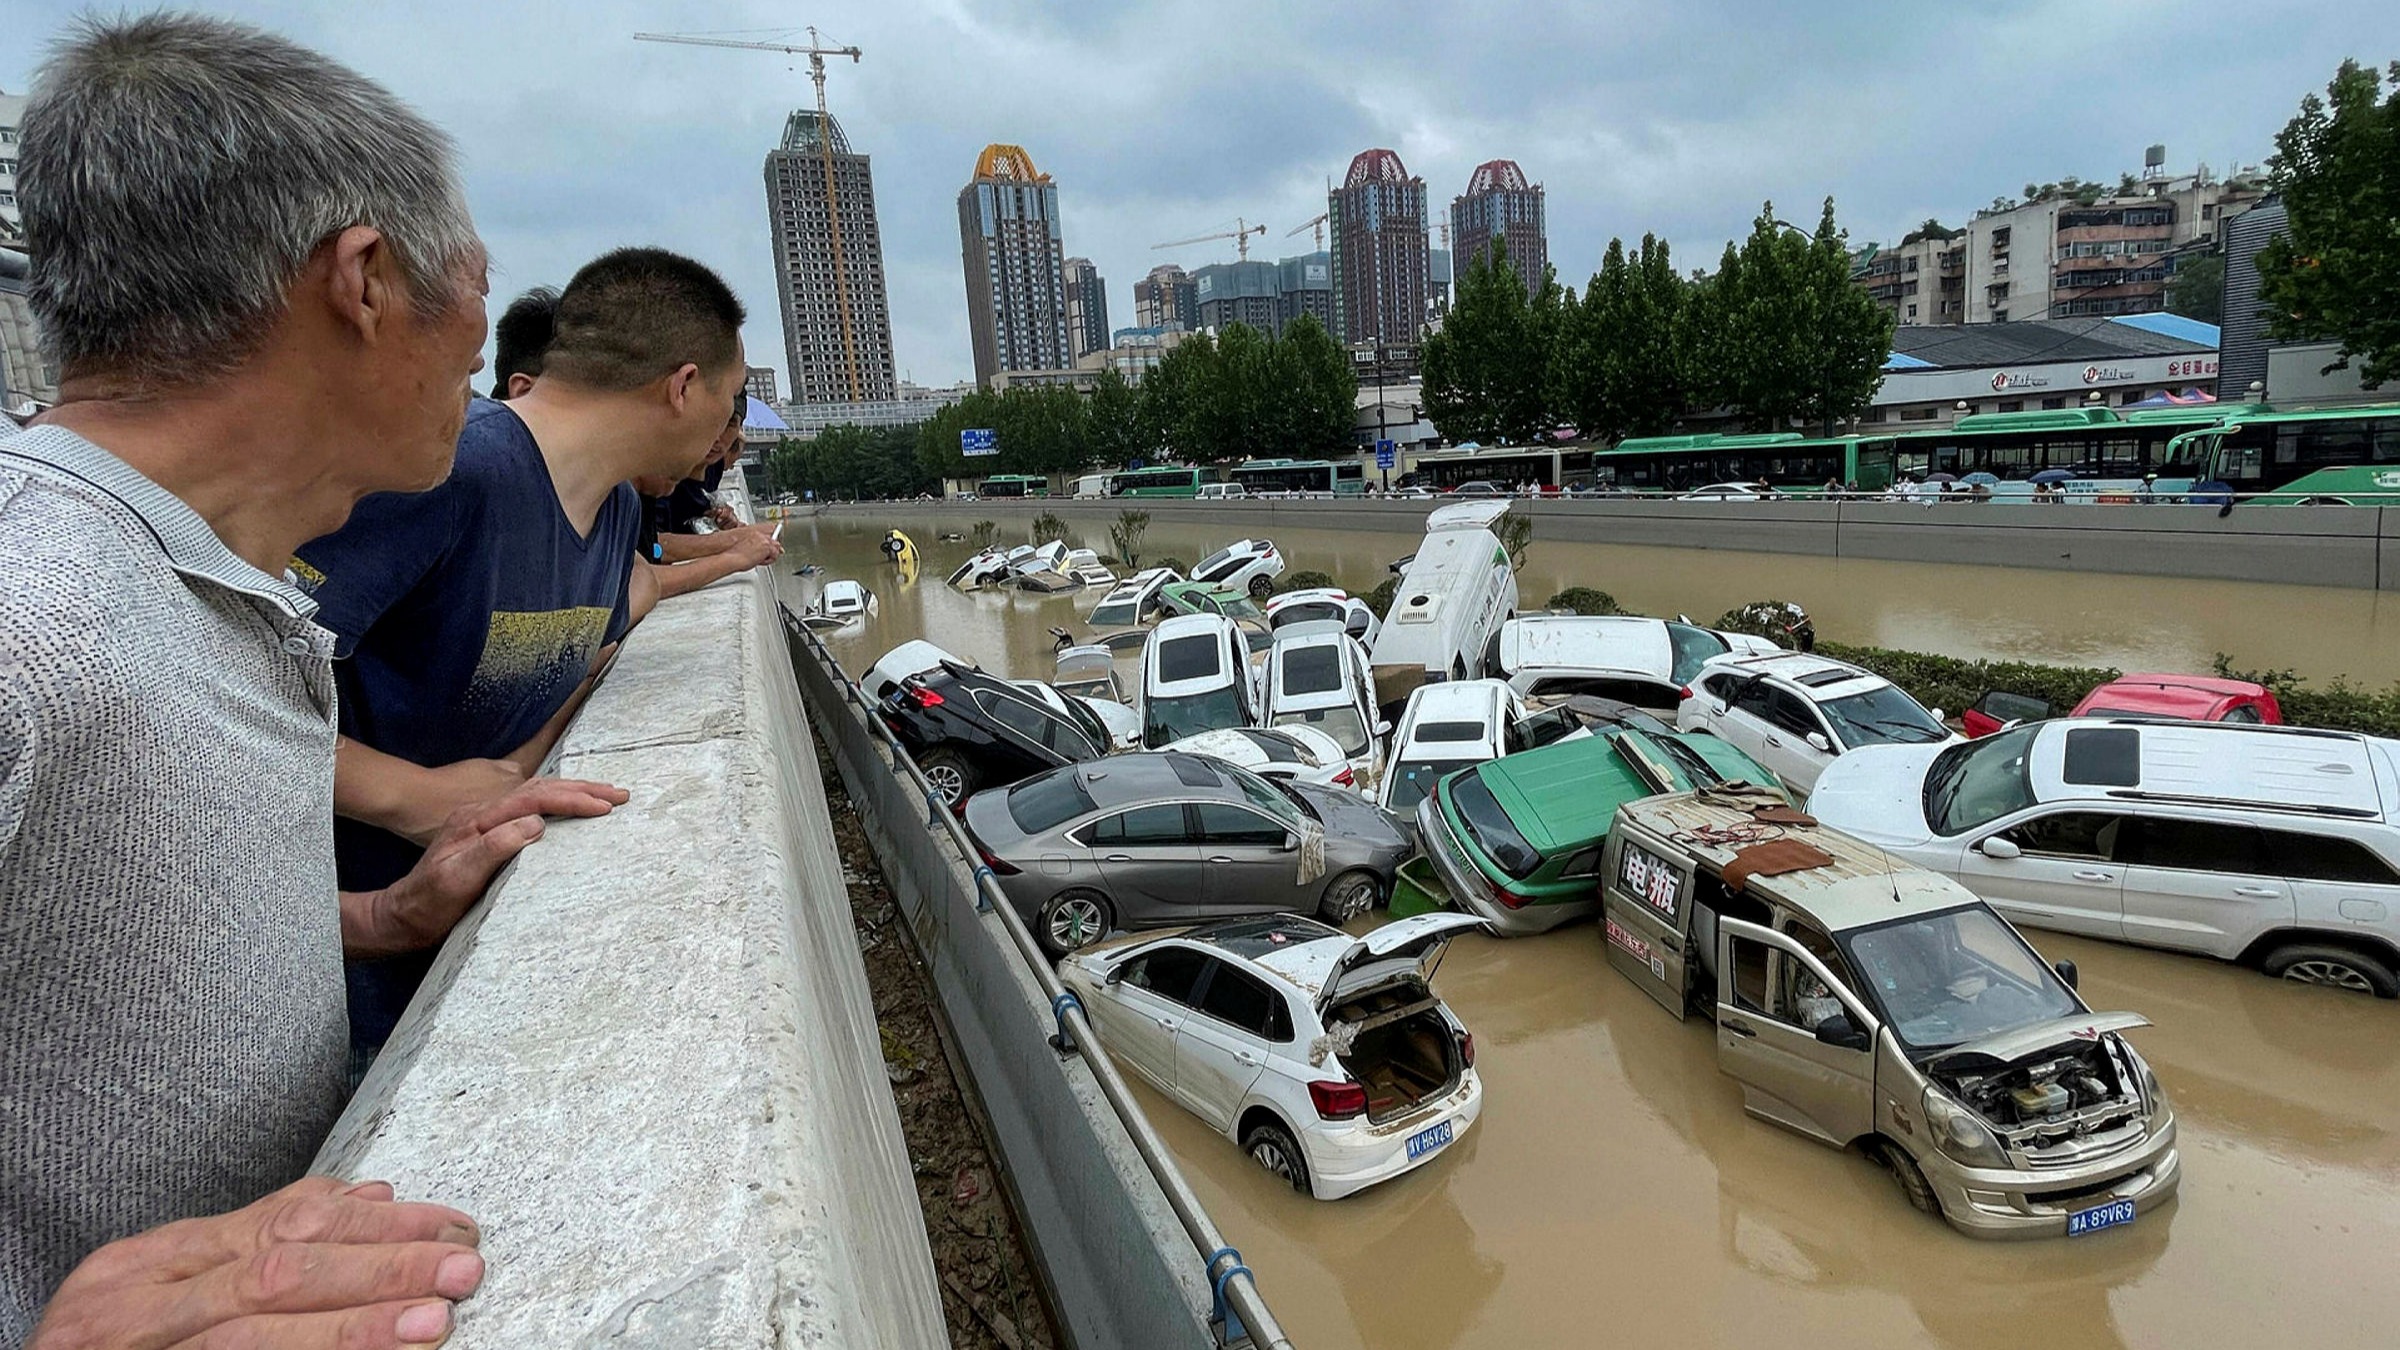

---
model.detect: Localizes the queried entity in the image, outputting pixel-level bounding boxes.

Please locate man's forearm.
[652,549,754,601]
[334,736,439,837]
[656,530,738,563]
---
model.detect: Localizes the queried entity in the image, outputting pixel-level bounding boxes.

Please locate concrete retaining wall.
[787,620,1222,1350]
[313,561,950,1347]
[826,497,2393,590]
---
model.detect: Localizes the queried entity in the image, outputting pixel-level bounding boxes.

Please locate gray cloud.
[1,1,2376,388]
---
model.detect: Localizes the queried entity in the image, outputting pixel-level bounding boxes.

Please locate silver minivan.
[1599,791,2181,1239]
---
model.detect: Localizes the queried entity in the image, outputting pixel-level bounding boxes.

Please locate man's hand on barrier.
[30,1178,484,1350]
[346,777,629,957]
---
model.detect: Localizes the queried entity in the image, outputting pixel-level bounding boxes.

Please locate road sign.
[1375,439,1396,471]
[961,428,998,456]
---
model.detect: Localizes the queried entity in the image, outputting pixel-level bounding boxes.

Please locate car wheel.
[1881,1141,1943,1217]
[2262,942,2400,998]
[1241,1119,1312,1195]
[1038,889,1115,958]
[916,748,976,805]
[1248,574,1275,600]
[1318,869,1382,923]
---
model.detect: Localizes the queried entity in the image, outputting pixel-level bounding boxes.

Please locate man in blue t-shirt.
[294,247,751,1053]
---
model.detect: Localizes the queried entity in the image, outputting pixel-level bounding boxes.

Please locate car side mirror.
[1375,720,1393,737]
[1282,831,1301,852]
[1805,732,1831,753]
[2052,958,2079,991]
[1813,1012,1870,1051]
[1930,707,1946,723]
[1976,836,2022,860]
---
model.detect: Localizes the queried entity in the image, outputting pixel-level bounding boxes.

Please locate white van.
[1072,473,1114,499]
[1195,482,1250,501]
[1364,500,1519,714]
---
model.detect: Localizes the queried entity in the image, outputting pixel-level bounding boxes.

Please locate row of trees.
[1422,200,1894,445]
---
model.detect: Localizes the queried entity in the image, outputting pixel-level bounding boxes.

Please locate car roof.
[2072,673,2267,716]
[1267,587,1351,612]
[1402,679,1506,725]
[2026,719,2387,817]
[1074,752,1249,809]
[1465,731,1664,852]
[1700,650,1884,697]
[1501,615,1671,678]
[1617,792,1982,930]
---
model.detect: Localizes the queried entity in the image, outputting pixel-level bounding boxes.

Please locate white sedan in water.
[1060,912,1487,1199]
[1158,726,1360,788]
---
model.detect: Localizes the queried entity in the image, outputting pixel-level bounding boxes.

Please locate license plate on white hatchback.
[1405,1120,1453,1161]
[2066,1198,2137,1237]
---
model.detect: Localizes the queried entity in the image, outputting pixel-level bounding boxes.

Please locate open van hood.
[1319,913,1488,1011]
[1425,500,1512,532]
[1923,1011,2150,1068]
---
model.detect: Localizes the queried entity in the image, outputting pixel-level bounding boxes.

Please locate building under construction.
[764,109,899,406]
[957,144,1071,385]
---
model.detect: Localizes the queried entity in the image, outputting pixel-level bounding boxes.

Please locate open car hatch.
[1924,1011,2151,1067]
[1424,500,1512,532]
[1320,913,1489,1012]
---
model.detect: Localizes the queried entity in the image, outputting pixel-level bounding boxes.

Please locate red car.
[1962,673,2285,737]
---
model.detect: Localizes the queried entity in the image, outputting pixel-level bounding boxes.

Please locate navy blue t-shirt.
[293,398,638,1048]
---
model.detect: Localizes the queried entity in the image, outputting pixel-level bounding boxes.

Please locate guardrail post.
[1207,1247,1254,1349]
[1048,991,1083,1057]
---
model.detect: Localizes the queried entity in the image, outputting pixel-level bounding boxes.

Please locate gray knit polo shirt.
[0,426,349,1341]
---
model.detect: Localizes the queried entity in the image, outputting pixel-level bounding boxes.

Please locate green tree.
[2257,58,2400,388]
[1085,368,1144,469]
[2166,252,2226,326]
[1704,200,1892,433]
[1420,238,1559,443]
[1267,313,1357,456]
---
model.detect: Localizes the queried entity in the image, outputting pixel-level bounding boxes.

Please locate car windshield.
[1412,719,1488,745]
[1006,770,1095,835]
[1279,645,1345,696]
[1664,623,1731,684]
[1387,758,1476,812]
[1211,593,1264,621]
[1923,725,2039,835]
[1155,634,1222,683]
[1144,688,1244,746]
[1273,706,1370,756]
[1819,683,1949,747]
[1194,547,1235,576]
[1447,772,1543,880]
[1273,601,1344,628]
[1839,906,2083,1052]
[1647,734,1724,786]
[1091,600,1137,626]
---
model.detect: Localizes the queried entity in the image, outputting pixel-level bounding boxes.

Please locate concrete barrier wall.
[820,497,2393,590]
[787,620,1222,1350]
[313,561,951,1347]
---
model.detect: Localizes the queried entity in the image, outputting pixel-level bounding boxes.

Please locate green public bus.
[1113,465,1211,497]
[2165,404,2400,504]
[1410,445,1597,491]
[1588,433,1897,494]
[1886,405,2250,499]
[1229,457,1368,496]
[976,474,1050,498]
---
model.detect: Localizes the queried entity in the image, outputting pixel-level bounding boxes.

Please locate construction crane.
[633,27,867,402]
[1152,217,1266,262]
[1286,212,1329,250]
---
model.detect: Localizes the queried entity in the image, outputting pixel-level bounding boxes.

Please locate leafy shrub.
[2213,656,2400,738]
[970,520,1000,550]
[1153,556,1190,576]
[1547,587,1624,616]
[1814,643,2117,722]
[1363,577,1399,619]
[1277,569,1337,594]
[1497,514,1534,573]
[1107,509,1150,569]
[1030,511,1071,545]
[1713,601,1812,648]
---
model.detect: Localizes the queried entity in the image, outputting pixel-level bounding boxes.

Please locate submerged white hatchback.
[1060,912,1487,1199]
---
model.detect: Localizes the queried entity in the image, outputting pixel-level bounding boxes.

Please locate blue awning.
[2107,312,2220,347]
[744,396,788,430]
[1881,352,1936,370]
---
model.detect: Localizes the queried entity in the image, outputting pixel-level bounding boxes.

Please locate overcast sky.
[2,2,2379,391]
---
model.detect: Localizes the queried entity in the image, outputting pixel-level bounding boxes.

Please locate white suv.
[1189,539,1285,599]
[1809,718,2400,997]
[1677,651,1955,794]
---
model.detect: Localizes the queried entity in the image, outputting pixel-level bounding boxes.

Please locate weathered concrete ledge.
[824,496,2394,590]
[314,557,949,1347]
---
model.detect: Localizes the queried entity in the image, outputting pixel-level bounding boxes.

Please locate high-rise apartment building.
[744,366,781,407]
[1063,256,1109,361]
[1133,263,1198,332]
[0,88,24,245]
[957,144,1072,385]
[1192,260,1281,334]
[1277,252,1333,333]
[764,109,899,406]
[1328,148,1429,346]
[1450,159,1546,298]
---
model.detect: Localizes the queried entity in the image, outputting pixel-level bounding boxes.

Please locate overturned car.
[1598,789,2180,1239]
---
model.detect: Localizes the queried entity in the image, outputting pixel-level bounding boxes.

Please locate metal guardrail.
[783,611,1295,1350]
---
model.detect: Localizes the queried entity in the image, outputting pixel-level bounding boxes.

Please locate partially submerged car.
[1089,567,1183,629]
[1058,912,1487,1198]
[1597,790,2180,1238]
[1190,539,1287,599]
[1961,674,2285,739]
[1372,678,1600,815]
[1156,580,1267,623]
[1498,615,1780,707]
[1415,723,1784,935]
[879,661,1111,804]
[805,578,872,626]
[1052,644,1124,704]
[947,547,1012,590]
[1266,587,1382,648]
[1678,650,1955,794]
[963,753,1415,954]
[1158,726,1357,788]
[1265,627,1386,790]
[1139,613,1264,748]
[1366,500,1519,712]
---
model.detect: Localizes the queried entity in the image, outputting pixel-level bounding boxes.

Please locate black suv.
[878,661,1113,805]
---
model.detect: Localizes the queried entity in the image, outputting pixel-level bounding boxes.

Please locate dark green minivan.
[1414,720,1783,936]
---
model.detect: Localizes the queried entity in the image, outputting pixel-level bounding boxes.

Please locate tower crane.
[1152,217,1266,262]
[634,27,867,402]
[1286,213,1329,250]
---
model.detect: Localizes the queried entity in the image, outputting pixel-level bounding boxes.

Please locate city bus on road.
[1411,445,1596,492]
[2165,403,2400,504]
[1229,457,1369,497]
[976,474,1050,498]
[1588,433,1894,495]
[1113,465,1214,497]
[1886,406,2249,499]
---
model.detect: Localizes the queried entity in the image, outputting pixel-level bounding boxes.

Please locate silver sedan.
[962,752,1415,956]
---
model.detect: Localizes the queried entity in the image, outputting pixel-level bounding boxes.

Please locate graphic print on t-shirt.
[467,606,613,714]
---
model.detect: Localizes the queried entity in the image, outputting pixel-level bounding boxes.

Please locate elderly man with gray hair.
[0,15,628,1348]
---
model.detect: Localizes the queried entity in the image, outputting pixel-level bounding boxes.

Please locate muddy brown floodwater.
[774,514,2400,1350]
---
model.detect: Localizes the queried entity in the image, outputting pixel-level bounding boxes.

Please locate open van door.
[1713,918,1880,1147]
[1598,826,1697,1019]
